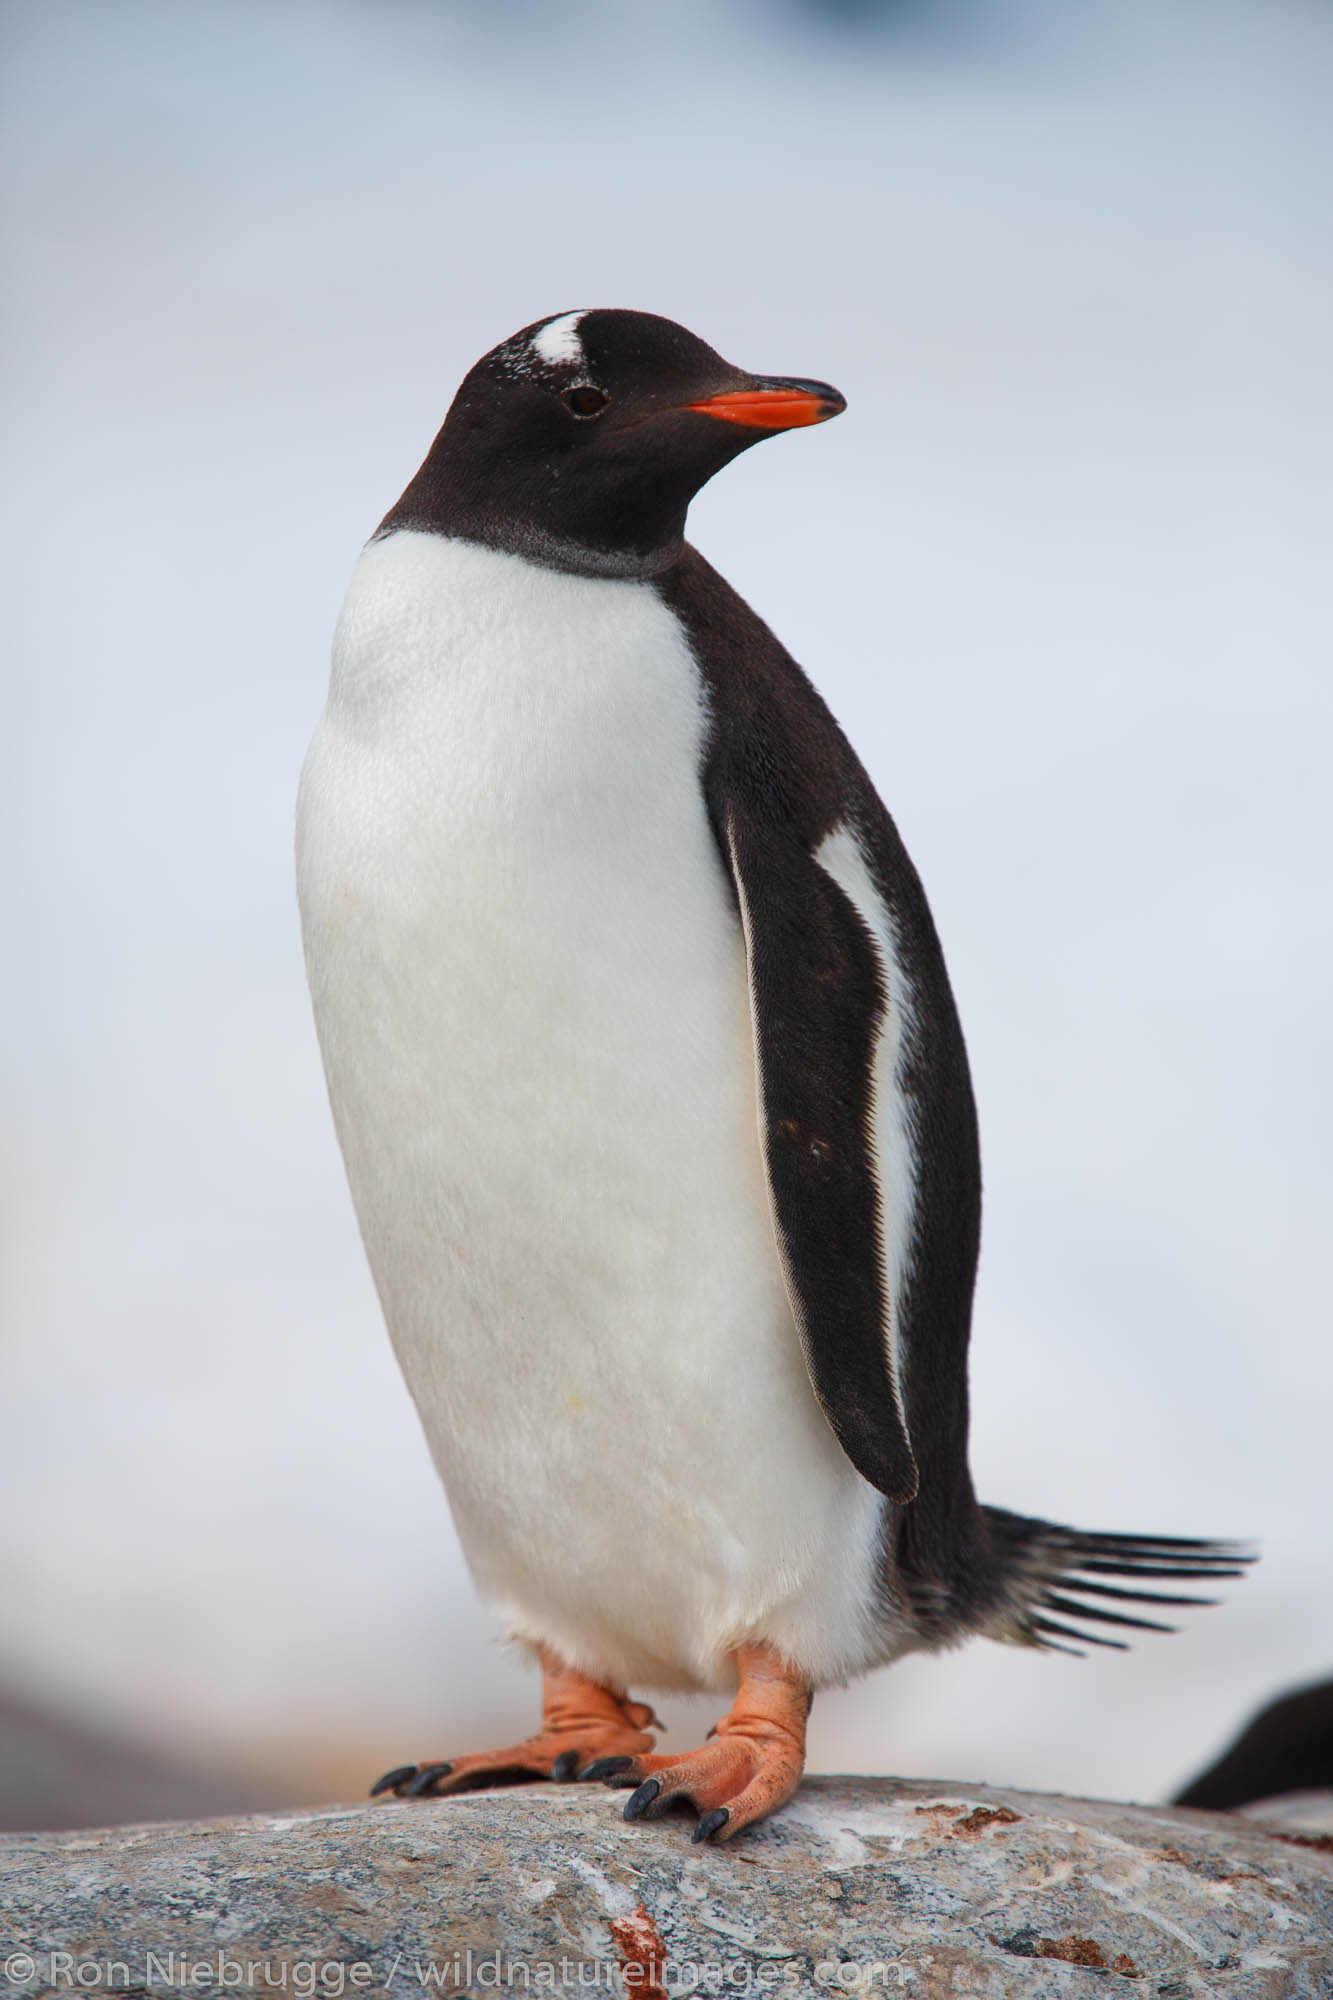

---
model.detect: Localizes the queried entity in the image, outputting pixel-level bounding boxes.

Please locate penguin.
[295,309,1250,1844]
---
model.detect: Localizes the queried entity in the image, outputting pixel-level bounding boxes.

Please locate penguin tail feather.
[979,1505,1258,1657]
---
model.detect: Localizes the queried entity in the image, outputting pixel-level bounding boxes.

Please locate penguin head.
[380,309,845,576]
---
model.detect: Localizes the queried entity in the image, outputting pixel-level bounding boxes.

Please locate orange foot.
[371,1652,658,1801]
[581,1643,810,1844]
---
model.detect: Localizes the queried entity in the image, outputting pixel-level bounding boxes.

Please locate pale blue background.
[4,0,1330,1809]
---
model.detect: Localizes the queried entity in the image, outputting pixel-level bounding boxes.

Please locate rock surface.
[1240,1792,1333,1839]
[1,1776,1330,1998]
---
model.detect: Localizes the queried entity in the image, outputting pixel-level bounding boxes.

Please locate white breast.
[296,531,891,1693]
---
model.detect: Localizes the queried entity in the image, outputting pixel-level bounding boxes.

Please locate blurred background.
[3,0,1330,1831]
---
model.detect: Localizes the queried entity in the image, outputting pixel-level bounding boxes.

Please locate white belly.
[296,531,887,1692]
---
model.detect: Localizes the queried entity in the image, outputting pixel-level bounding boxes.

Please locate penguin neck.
[371,505,684,582]
[375,450,689,583]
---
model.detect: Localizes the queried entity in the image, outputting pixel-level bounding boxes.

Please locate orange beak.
[683,378,846,430]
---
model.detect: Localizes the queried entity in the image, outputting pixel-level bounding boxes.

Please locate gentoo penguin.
[296,309,1249,1843]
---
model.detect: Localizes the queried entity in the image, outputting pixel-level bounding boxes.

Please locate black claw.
[370,1764,418,1798]
[549,1750,582,1783]
[404,1761,454,1798]
[624,1777,662,1821]
[579,1756,635,1786]
[693,1808,730,1844]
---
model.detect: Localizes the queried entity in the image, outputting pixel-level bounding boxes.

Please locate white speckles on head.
[530,310,586,369]
[813,822,920,1423]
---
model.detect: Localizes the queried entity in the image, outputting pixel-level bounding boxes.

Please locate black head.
[377,309,845,578]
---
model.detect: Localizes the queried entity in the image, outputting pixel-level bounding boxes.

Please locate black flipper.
[660,543,983,1531]
[723,802,917,1503]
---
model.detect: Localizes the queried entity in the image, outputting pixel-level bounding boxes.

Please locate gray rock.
[1239,1791,1333,1838]
[1,1776,1329,1997]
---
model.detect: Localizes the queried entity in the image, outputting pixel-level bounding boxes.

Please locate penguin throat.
[373,504,686,582]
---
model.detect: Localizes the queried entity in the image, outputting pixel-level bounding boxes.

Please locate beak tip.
[684,377,848,432]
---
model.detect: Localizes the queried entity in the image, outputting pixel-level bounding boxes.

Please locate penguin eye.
[565,385,609,419]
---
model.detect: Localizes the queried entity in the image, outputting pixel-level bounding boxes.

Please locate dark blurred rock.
[0,1775,1330,1997]
[1175,1676,1333,1811]
[0,1686,286,1833]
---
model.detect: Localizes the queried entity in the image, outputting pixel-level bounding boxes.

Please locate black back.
[660,549,986,1584]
